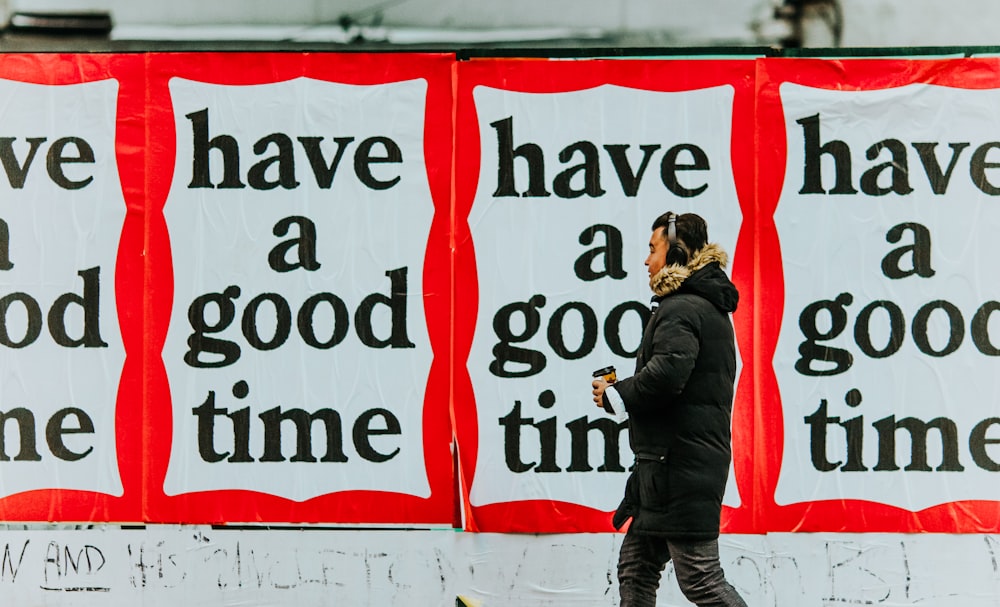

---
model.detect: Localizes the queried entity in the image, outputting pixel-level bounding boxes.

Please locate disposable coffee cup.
[592,366,617,383]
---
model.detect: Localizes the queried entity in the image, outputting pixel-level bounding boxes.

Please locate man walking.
[592,212,747,607]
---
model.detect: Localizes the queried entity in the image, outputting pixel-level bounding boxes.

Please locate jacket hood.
[648,243,738,313]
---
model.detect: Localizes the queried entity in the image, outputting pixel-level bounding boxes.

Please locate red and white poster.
[141,53,456,524]
[452,58,756,532]
[759,58,1000,532]
[2,52,1000,533]
[0,54,145,522]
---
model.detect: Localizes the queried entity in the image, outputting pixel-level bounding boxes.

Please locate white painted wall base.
[3,526,998,606]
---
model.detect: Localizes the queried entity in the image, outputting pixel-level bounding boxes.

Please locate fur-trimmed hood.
[648,243,738,313]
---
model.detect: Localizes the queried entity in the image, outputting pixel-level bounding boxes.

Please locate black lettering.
[547,301,598,360]
[660,144,709,197]
[187,108,245,189]
[247,133,300,190]
[184,286,242,368]
[604,144,660,197]
[839,414,867,471]
[47,267,107,348]
[259,407,347,463]
[912,142,968,194]
[534,390,560,473]
[298,293,349,349]
[498,400,535,472]
[297,136,354,188]
[0,218,12,270]
[860,139,913,196]
[552,141,604,198]
[972,301,1000,356]
[45,407,94,461]
[604,301,649,358]
[798,113,857,195]
[574,224,627,281]
[354,137,402,190]
[269,215,321,273]
[353,408,401,462]
[970,142,1000,195]
[970,417,1000,471]
[911,300,963,357]
[241,293,292,351]
[491,117,549,197]
[46,137,95,190]
[0,137,45,189]
[354,267,414,348]
[192,391,230,463]
[795,293,854,376]
[881,222,935,279]
[565,415,628,472]
[873,415,964,471]
[490,295,547,378]
[0,292,42,348]
[854,300,904,358]
[804,399,841,471]
[0,408,41,461]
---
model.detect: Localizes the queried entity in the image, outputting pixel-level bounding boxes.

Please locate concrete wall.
[5,526,1000,606]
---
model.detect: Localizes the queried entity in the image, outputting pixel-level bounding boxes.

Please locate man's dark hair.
[651,212,708,253]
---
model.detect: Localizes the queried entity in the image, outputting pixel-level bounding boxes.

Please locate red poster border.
[4,52,1000,532]
[756,57,1000,533]
[140,53,456,524]
[452,57,759,533]
[0,54,146,522]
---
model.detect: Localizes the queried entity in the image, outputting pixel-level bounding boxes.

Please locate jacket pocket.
[635,452,671,512]
[612,471,639,529]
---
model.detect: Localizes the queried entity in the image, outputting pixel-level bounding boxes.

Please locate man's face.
[645,227,669,278]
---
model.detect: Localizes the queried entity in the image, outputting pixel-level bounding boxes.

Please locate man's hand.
[592,378,609,408]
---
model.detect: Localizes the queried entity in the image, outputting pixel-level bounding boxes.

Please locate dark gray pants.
[617,529,748,607]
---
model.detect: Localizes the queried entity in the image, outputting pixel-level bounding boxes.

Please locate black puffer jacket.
[610,243,738,540]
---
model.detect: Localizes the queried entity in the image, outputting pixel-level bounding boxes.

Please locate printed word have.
[490,117,712,199]
[186,108,403,191]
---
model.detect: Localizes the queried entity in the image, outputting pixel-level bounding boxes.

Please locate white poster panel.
[162,78,434,501]
[0,79,125,498]
[467,84,742,511]
[775,82,1000,508]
